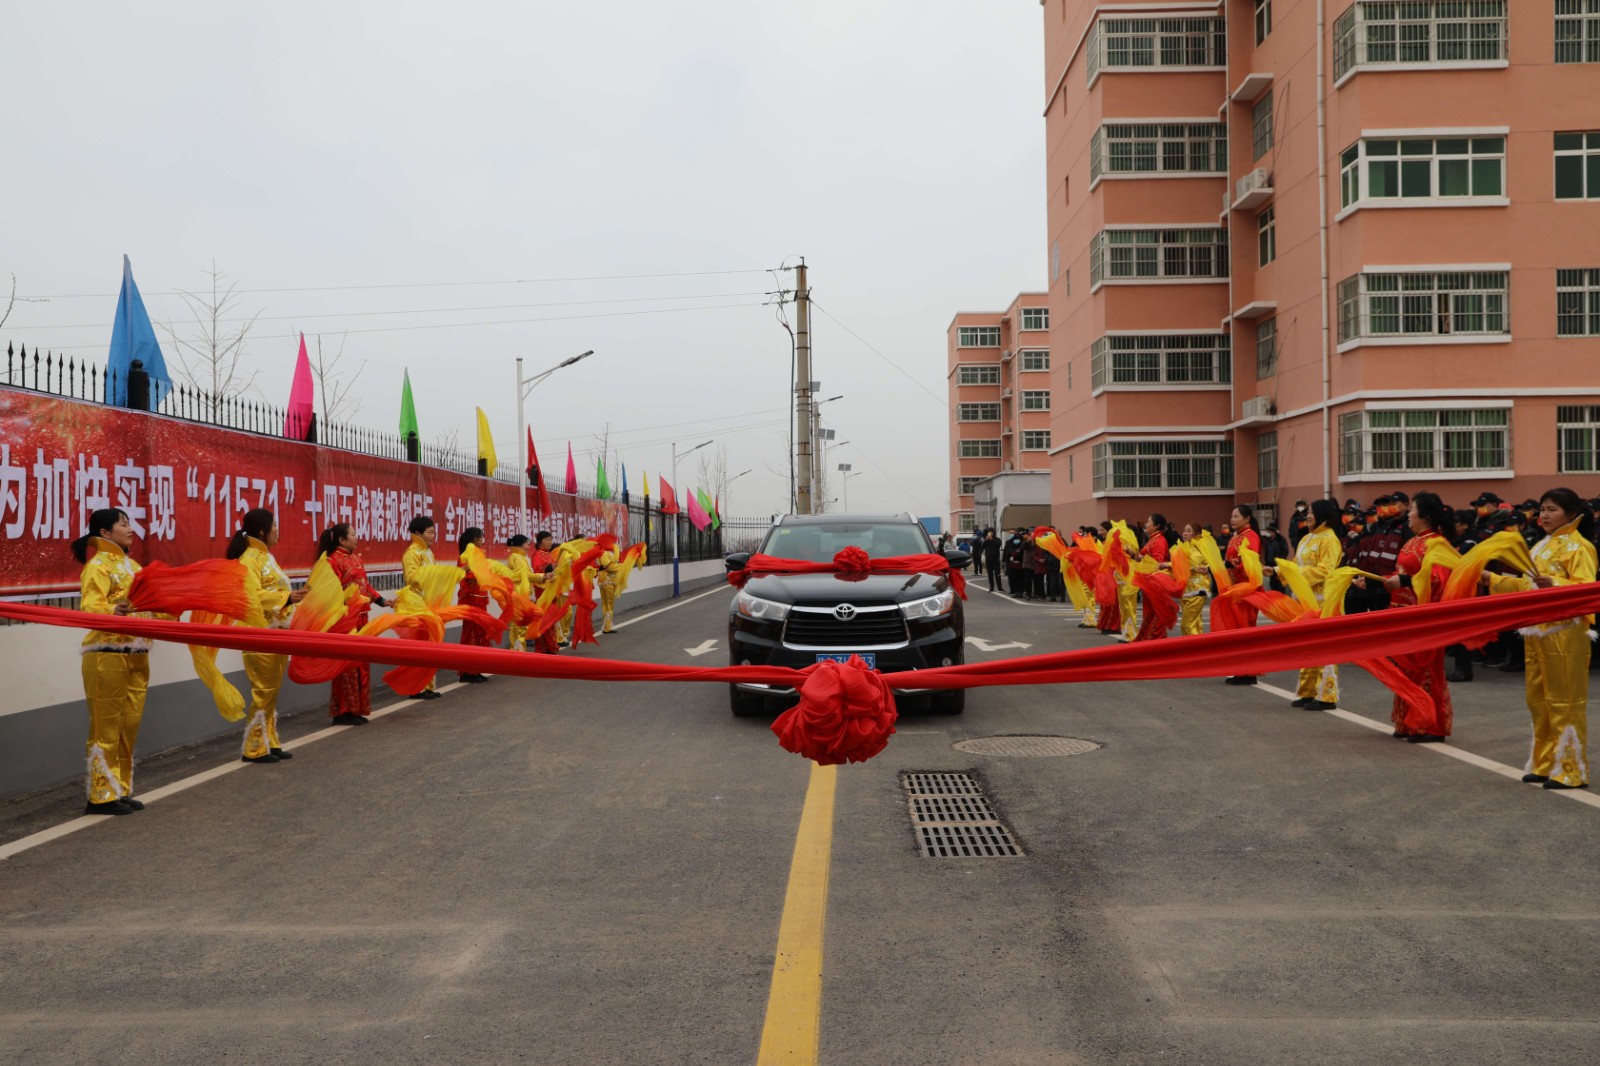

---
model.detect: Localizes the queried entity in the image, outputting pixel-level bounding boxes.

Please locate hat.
[1373,494,1394,507]
[1518,499,1538,511]
[1470,491,1503,507]
[1344,499,1360,508]
[1389,490,1410,505]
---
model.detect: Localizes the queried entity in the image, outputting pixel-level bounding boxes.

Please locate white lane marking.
[1255,681,1600,810]
[0,682,467,863]
[684,639,718,657]
[2,586,731,862]
[965,636,1033,652]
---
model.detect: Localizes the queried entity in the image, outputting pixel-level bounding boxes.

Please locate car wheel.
[729,685,766,717]
[930,689,965,715]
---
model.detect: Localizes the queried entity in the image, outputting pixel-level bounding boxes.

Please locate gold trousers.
[242,652,286,758]
[1524,625,1591,787]
[1180,595,1205,637]
[599,583,618,633]
[1117,584,1139,642]
[82,651,149,803]
[1297,665,1339,704]
[508,624,528,652]
[1080,604,1098,627]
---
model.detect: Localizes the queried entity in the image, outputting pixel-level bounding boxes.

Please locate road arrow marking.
[685,639,718,657]
[965,636,1033,653]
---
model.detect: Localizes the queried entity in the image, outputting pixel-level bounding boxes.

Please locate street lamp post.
[516,350,594,535]
[671,437,714,597]
[811,395,843,511]
[839,467,862,511]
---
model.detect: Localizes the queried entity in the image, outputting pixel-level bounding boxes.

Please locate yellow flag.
[642,471,652,497]
[476,407,497,475]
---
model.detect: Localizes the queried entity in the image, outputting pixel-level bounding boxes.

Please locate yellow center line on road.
[756,761,837,1065]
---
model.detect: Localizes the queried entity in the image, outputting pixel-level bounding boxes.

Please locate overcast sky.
[4,1,1044,522]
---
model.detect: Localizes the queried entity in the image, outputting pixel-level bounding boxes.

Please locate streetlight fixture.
[724,468,753,526]
[516,350,594,535]
[839,466,862,511]
[811,395,843,512]
[671,437,714,597]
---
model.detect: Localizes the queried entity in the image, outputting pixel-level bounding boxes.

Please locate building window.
[1020,349,1050,371]
[1089,228,1229,287]
[1021,430,1052,451]
[957,365,1001,386]
[1333,1,1507,81]
[1051,241,1061,283]
[1069,454,1075,482]
[1337,407,1510,475]
[957,402,1001,422]
[1252,92,1274,159]
[1256,317,1278,377]
[1555,131,1600,200]
[959,439,1002,459]
[1257,207,1277,266]
[1086,16,1227,82]
[1255,0,1274,44]
[1021,390,1051,411]
[1021,307,1050,331]
[957,512,976,534]
[957,326,1001,347]
[1258,431,1279,491]
[1089,122,1227,182]
[1339,136,1506,209]
[1067,361,1073,389]
[1558,268,1600,336]
[1337,271,1510,344]
[1092,439,1235,493]
[1556,0,1600,63]
[1090,334,1233,390]
[1558,405,1600,472]
[958,476,984,496]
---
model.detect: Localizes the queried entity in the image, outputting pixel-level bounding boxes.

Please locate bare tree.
[0,274,15,332]
[696,445,730,510]
[161,262,261,406]
[311,333,365,425]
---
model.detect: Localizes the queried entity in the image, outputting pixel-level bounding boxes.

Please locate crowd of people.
[971,486,1598,791]
[69,508,627,816]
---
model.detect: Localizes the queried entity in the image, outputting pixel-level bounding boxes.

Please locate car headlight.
[734,590,791,622]
[900,590,955,619]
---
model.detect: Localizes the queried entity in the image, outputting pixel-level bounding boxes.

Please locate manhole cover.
[953,735,1102,758]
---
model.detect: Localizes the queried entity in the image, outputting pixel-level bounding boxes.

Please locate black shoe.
[465,673,489,683]
[1291,697,1313,708]
[117,796,145,810]
[1481,658,1506,669]
[242,753,280,763]
[1307,701,1337,711]
[331,713,362,725]
[269,748,293,760]
[1446,671,1472,683]
[1499,661,1524,673]
[1393,730,1409,739]
[352,715,370,725]
[1231,676,1257,686]
[1522,773,1549,784]
[1407,734,1446,744]
[425,690,443,699]
[84,801,131,816]
[408,693,431,700]
[1543,779,1589,790]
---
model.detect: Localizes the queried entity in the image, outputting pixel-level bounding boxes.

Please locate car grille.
[783,610,908,648]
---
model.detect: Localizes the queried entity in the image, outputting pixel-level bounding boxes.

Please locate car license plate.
[816,652,875,668]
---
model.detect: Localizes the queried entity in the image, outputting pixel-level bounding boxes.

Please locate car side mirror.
[724,552,751,573]
[943,549,972,570]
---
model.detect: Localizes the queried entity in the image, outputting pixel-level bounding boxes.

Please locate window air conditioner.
[1242,396,1275,419]
[1236,169,1272,202]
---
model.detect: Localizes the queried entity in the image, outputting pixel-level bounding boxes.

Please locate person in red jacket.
[321,522,386,725]
[1223,504,1263,685]
[455,527,493,683]
[528,531,563,655]
[1134,513,1175,641]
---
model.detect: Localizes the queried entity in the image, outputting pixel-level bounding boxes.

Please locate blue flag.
[620,462,630,504]
[105,255,171,409]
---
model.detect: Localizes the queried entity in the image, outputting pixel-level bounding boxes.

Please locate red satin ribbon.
[7,582,1597,765]
[728,547,967,599]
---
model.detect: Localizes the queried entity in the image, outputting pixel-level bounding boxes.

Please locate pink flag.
[564,443,578,494]
[686,489,712,531]
[284,334,315,440]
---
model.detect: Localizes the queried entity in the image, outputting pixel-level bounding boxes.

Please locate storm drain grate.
[901,771,1022,857]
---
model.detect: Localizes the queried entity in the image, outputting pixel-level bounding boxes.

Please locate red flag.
[564,443,578,494]
[526,428,552,515]
[658,476,680,515]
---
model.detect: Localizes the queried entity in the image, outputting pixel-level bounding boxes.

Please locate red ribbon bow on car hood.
[728,548,966,599]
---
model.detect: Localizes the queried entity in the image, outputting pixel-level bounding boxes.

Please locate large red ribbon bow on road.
[727,547,966,599]
[5,583,1599,767]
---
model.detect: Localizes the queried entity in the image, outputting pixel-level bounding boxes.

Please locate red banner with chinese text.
[0,389,628,595]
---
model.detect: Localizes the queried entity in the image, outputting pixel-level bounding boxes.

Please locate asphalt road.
[2,583,1598,1064]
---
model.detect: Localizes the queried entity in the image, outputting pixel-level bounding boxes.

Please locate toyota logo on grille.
[832,603,857,622]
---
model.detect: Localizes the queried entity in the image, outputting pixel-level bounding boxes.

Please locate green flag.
[696,488,719,530]
[596,457,611,500]
[398,369,419,440]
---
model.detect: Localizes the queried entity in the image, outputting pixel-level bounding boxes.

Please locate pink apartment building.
[1042,0,1600,534]
[947,294,1054,534]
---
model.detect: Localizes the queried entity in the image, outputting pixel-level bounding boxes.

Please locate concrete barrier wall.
[0,560,729,800]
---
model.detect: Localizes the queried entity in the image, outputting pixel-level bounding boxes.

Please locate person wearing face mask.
[1287,500,1311,551]
[227,509,310,763]
[71,508,151,815]
[320,522,386,724]
[1483,488,1597,790]
[398,515,442,699]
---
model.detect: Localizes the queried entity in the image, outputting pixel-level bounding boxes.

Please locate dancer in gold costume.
[229,509,306,763]
[1485,488,1596,789]
[1177,523,1213,637]
[503,534,535,651]
[596,543,621,635]
[398,515,441,698]
[1275,499,1343,710]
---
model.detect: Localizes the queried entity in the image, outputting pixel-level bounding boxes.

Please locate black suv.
[724,513,970,716]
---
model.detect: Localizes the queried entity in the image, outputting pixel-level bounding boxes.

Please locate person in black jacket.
[1287,500,1311,550]
[982,530,1002,592]
[1003,530,1026,596]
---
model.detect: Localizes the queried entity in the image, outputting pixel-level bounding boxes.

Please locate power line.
[21,267,785,300]
[5,291,777,332]
[809,300,948,410]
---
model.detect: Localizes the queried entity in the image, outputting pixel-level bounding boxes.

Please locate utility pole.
[794,260,813,515]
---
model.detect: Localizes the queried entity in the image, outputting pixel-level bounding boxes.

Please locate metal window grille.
[1021,430,1052,451]
[1256,318,1279,377]
[957,403,1001,421]
[1252,92,1275,159]
[1340,407,1510,474]
[1557,404,1600,472]
[1555,131,1600,201]
[959,440,1002,459]
[1088,16,1226,81]
[1093,228,1229,284]
[1557,268,1600,336]
[1335,2,1507,79]
[1257,207,1277,267]
[1258,430,1279,491]
[1337,271,1510,341]
[1093,122,1227,181]
[958,476,984,495]
[1091,439,1235,493]
[957,326,1001,347]
[957,365,1001,385]
[1020,349,1050,371]
[1090,334,1232,390]
[1556,0,1600,63]
[1021,390,1051,411]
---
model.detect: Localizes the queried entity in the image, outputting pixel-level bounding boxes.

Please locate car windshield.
[761,522,931,562]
